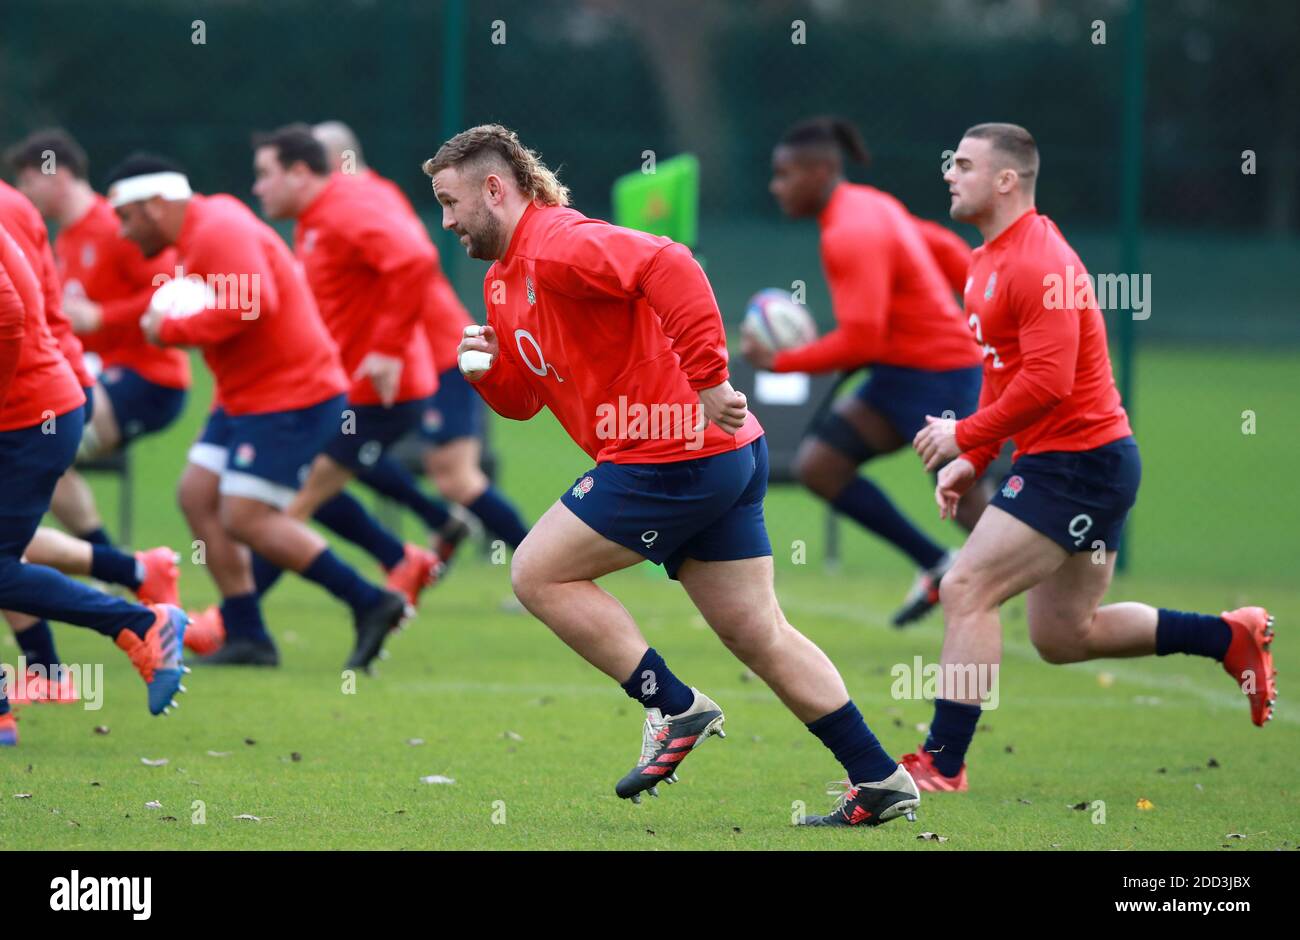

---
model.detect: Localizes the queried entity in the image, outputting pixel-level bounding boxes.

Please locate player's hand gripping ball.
[458,324,497,380]
[140,275,215,344]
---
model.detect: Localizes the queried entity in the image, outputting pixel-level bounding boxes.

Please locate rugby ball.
[742,288,816,351]
[150,275,214,319]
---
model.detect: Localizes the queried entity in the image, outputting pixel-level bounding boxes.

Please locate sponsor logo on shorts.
[358,440,382,467]
[640,529,659,548]
[234,443,255,468]
[1001,474,1023,499]
[423,408,443,433]
[571,475,594,500]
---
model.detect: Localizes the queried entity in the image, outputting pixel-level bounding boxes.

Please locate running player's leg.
[904,506,1067,789]
[49,384,116,544]
[216,396,408,671]
[1026,550,1276,725]
[286,398,440,607]
[22,526,179,606]
[509,499,649,678]
[0,407,187,716]
[177,449,271,662]
[1,610,76,703]
[798,388,955,626]
[675,554,918,826]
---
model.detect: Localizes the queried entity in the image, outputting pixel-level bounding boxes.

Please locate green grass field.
[1,345,1296,850]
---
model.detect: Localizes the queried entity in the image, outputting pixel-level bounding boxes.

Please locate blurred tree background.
[3,0,1296,343]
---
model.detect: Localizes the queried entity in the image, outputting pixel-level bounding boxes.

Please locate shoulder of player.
[524,209,670,280]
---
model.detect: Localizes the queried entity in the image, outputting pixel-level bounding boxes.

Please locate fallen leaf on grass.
[917,832,948,842]
[502,731,523,742]
[145,800,162,809]
[1069,801,1090,811]
[1136,798,1154,810]
[406,738,425,747]
[420,775,455,785]
[1226,833,1247,839]
[14,793,32,799]
[244,738,256,746]
[1018,798,1033,805]
[160,816,177,822]
[206,751,231,758]
[233,814,262,822]
[1207,757,1220,768]
[93,726,110,735]
[140,757,169,767]
[1097,672,1115,688]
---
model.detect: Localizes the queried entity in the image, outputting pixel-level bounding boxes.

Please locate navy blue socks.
[220,592,271,644]
[358,456,452,530]
[807,700,898,784]
[301,549,385,615]
[620,648,695,716]
[90,544,143,591]
[1156,608,1231,661]
[467,488,529,549]
[313,492,405,570]
[831,477,946,570]
[15,619,59,671]
[924,698,982,777]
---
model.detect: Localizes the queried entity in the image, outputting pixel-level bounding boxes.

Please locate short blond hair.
[423,124,570,207]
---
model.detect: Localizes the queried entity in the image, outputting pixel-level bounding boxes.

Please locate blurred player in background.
[248,124,444,611]
[0,144,181,703]
[745,116,987,627]
[108,154,409,671]
[314,121,530,563]
[0,218,189,746]
[427,124,920,827]
[907,123,1275,791]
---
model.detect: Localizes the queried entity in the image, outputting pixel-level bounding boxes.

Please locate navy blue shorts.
[82,386,95,424]
[100,366,187,443]
[561,436,773,580]
[991,436,1141,554]
[420,366,484,445]
[321,397,429,471]
[854,364,983,441]
[0,407,83,552]
[187,394,346,509]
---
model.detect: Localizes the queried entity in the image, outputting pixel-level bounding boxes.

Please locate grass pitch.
[1,346,1296,850]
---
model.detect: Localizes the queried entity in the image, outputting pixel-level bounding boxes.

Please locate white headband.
[107,171,192,208]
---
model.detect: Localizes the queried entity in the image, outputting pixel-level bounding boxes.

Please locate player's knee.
[435,466,487,506]
[1030,633,1088,665]
[794,449,843,499]
[218,498,261,544]
[508,545,545,609]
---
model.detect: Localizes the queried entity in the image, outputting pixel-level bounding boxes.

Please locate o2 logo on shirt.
[514,329,564,383]
[1068,513,1094,547]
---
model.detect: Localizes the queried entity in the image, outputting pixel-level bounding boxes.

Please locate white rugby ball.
[742,288,817,351]
[150,275,214,319]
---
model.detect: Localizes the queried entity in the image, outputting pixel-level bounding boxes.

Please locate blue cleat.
[115,605,189,716]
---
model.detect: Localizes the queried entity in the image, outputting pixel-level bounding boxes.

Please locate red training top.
[0,222,85,429]
[157,194,347,416]
[352,169,473,374]
[474,202,763,464]
[772,182,981,374]
[0,180,94,388]
[296,173,436,405]
[55,193,191,389]
[955,209,1133,476]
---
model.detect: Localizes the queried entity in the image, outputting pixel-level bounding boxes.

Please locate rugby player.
[907,123,1275,791]
[0,219,188,745]
[314,121,530,562]
[107,154,408,671]
[745,117,987,626]
[426,124,919,827]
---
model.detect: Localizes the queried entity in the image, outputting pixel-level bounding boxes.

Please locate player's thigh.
[88,383,121,454]
[942,504,1070,613]
[177,462,222,519]
[830,394,907,456]
[676,555,780,643]
[511,499,645,593]
[1024,547,1116,650]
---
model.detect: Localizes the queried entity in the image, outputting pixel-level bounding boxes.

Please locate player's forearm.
[472,358,543,421]
[772,326,878,374]
[157,308,248,347]
[954,369,1066,451]
[98,288,157,330]
[640,244,730,390]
